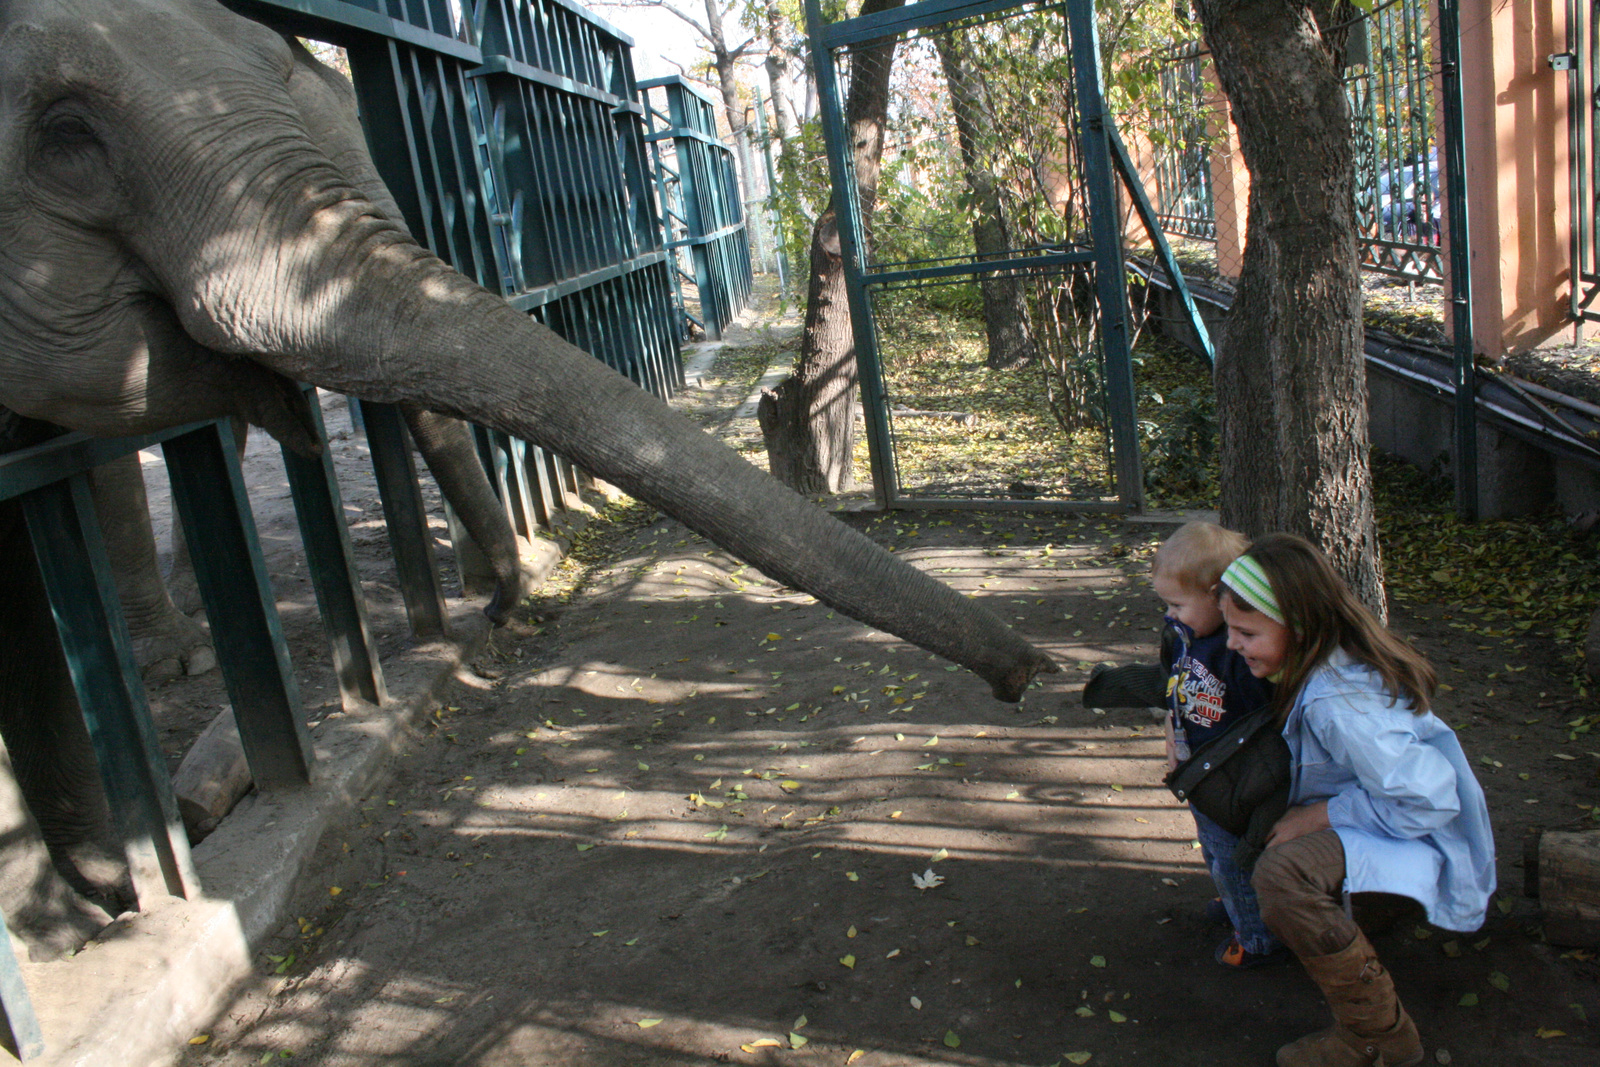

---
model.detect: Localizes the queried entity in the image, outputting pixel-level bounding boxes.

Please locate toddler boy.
[1151,522,1284,969]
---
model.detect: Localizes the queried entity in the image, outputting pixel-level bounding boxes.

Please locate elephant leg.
[91,454,216,678]
[401,406,528,625]
[0,503,129,958]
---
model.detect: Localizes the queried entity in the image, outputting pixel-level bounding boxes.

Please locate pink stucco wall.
[1459,0,1574,359]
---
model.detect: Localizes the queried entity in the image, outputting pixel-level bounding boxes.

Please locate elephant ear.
[284,37,410,226]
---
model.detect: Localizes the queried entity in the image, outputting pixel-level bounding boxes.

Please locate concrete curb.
[20,611,493,1067]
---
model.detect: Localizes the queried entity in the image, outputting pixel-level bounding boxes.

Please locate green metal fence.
[227,0,682,596]
[1151,49,1215,243]
[1345,0,1443,283]
[641,76,755,341]
[1566,0,1600,323]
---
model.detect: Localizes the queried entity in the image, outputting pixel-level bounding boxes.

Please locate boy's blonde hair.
[1151,521,1249,593]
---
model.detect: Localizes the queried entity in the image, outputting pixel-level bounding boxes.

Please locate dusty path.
[176,296,1598,1067]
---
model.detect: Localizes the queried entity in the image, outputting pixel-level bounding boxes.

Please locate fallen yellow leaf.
[1536,1028,1566,1039]
[741,1038,782,1052]
[188,1036,210,1046]
[840,954,857,968]
[847,1051,865,1065]
[790,1033,809,1048]
[1066,1053,1092,1065]
[637,1018,663,1028]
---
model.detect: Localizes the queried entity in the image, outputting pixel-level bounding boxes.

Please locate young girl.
[1217,534,1495,1067]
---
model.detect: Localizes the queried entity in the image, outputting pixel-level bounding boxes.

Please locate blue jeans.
[1193,807,1280,955]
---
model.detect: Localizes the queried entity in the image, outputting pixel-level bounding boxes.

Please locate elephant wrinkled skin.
[0,0,1055,956]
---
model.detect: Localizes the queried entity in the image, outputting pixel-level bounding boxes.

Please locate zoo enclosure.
[0,0,750,1053]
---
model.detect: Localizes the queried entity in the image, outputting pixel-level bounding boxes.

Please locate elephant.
[0,0,1056,959]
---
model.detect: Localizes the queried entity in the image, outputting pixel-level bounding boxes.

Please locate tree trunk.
[763,0,797,147]
[759,0,904,494]
[1196,0,1386,617]
[704,0,758,207]
[935,31,1038,370]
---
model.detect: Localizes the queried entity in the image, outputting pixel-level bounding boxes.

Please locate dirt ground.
[149,300,1599,1067]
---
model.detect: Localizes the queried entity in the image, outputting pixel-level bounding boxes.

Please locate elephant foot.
[0,832,119,962]
[128,609,216,679]
[166,569,203,616]
[54,838,135,920]
[11,879,114,962]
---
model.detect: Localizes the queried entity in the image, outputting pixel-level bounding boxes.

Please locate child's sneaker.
[1214,933,1290,970]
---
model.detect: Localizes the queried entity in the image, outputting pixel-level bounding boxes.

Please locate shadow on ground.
[175,510,1598,1067]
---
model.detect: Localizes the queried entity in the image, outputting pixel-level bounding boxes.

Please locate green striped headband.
[1220,554,1285,626]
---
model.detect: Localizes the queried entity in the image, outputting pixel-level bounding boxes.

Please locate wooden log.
[170,708,251,843]
[1532,829,1600,948]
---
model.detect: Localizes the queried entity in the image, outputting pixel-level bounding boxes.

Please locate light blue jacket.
[1284,650,1497,932]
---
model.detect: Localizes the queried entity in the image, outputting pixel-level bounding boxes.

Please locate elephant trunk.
[170,187,1054,699]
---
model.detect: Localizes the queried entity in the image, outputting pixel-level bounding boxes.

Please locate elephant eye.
[40,112,98,149]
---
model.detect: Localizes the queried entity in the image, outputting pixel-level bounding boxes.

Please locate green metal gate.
[806,0,1143,511]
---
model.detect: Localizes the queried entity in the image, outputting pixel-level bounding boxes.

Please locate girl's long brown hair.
[1223,533,1436,721]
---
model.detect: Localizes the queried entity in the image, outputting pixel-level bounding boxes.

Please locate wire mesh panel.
[808,0,1141,510]
[641,76,755,341]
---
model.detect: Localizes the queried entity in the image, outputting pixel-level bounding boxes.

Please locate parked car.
[1376,150,1440,242]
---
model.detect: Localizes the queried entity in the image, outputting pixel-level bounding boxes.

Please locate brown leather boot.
[1276,934,1423,1067]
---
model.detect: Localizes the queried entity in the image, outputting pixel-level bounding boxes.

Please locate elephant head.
[0,0,1056,700]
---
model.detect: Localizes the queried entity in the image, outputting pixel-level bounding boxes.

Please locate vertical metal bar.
[280,391,388,709]
[21,475,200,905]
[0,909,45,1060]
[1108,125,1214,365]
[1065,0,1143,509]
[163,421,315,788]
[805,0,898,507]
[360,401,449,637]
[1571,0,1588,322]
[1438,0,1478,518]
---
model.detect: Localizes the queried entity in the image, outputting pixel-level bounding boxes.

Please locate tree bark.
[1195,0,1386,617]
[763,0,797,147]
[759,0,904,494]
[703,0,758,205]
[935,31,1038,370]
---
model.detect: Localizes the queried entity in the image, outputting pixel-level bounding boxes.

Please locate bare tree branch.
[591,0,711,43]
